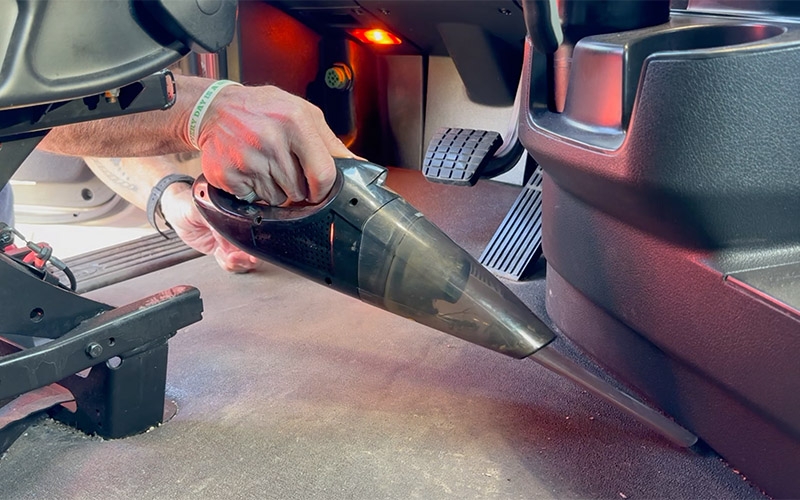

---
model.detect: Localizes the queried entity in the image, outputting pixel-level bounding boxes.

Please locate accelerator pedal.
[479,165,544,280]
[422,128,502,186]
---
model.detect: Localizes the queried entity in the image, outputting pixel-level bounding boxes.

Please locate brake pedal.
[422,127,502,186]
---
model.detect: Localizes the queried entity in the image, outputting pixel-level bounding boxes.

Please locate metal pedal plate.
[479,165,544,280]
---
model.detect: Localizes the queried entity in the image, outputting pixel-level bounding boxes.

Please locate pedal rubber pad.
[423,128,502,186]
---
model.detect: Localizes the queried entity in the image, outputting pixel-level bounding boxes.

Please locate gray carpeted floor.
[0,170,767,499]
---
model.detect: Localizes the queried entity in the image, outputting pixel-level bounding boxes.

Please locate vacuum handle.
[194,168,344,226]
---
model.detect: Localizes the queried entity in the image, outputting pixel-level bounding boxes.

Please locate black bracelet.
[146,173,195,238]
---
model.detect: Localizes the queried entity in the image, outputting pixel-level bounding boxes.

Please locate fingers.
[161,188,262,274]
[202,155,253,199]
[213,247,259,274]
[290,130,337,203]
[212,231,260,273]
[253,98,338,203]
[246,148,306,205]
[309,105,355,159]
[202,154,280,206]
[199,84,356,206]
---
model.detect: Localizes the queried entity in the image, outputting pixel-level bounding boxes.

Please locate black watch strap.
[147,174,195,238]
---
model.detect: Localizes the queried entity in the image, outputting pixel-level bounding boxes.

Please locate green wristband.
[187,79,242,150]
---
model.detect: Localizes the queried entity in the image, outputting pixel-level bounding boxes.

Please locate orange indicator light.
[350,28,402,45]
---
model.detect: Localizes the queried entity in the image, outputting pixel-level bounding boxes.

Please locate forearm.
[40,72,350,207]
[84,154,200,211]
[39,75,218,158]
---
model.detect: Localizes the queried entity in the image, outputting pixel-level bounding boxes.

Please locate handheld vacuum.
[193,158,697,448]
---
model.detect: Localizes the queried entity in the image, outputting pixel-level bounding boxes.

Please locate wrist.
[186,79,242,150]
[160,182,192,220]
[146,174,195,236]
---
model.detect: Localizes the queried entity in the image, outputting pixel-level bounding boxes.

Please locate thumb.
[313,119,357,159]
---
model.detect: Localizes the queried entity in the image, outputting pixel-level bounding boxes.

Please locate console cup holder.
[624,23,786,83]
[633,22,785,54]
[562,22,787,133]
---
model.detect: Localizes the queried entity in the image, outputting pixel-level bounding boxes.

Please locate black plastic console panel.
[523,16,800,249]
[518,9,800,498]
[540,178,800,498]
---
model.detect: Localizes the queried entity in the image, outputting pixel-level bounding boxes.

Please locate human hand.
[196,84,354,206]
[160,182,260,273]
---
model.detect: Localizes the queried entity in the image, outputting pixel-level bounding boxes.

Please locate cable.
[0,222,78,291]
[61,264,78,292]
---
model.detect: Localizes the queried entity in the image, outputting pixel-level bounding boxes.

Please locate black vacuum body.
[193,158,554,358]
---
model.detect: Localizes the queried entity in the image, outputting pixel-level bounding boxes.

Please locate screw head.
[86,342,103,359]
